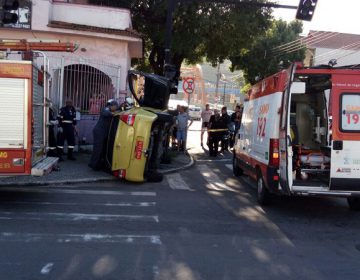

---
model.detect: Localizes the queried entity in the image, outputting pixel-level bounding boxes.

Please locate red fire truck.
[0,40,76,176]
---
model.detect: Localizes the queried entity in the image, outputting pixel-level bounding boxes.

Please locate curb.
[0,176,117,187]
[0,154,194,187]
[159,153,195,175]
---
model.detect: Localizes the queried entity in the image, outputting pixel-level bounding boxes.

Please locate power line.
[271,32,341,58]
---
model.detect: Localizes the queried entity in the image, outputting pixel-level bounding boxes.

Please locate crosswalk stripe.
[0,232,162,245]
[0,212,159,223]
[225,164,232,170]
[197,165,237,192]
[166,173,191,190]
[0,187,156,197]
[1,201,156,207]
[196,159,232,162]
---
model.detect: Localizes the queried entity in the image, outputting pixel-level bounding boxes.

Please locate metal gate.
[48,55,122,114]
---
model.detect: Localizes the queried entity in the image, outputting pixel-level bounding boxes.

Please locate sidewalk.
[0,152,193,187]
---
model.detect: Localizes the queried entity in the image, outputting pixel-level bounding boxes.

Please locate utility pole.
[223,82,226,105]
[215,62,221,108]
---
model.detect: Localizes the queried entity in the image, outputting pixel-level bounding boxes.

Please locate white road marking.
[2,201,156,207]
[225,164,232,170]
[0,232,162,245]
[197,165,237,192]
[166,173,191,190]
[0,212,159,222]
[40,263,54,275]
[0,188,156,197]
[196,159,232,162]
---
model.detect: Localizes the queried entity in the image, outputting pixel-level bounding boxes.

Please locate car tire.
[257,171,272,206]
[347,197,360,211]
[233,155,243,177]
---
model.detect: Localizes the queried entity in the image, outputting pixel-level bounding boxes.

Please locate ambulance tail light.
[120,113,136,126]
[269,138,279,167]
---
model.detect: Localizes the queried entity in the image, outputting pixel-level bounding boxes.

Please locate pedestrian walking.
[176,106,193,152]
[89,99,119,171]
[200,104,213,146]
[57,100,77,161]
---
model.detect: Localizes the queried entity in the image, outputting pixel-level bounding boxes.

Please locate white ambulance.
[233,64,360,210]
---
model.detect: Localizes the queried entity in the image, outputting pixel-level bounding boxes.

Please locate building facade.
[1,0,142,144]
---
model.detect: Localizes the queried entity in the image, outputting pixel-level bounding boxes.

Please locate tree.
[89,0,272,75]
[230,20,306,84]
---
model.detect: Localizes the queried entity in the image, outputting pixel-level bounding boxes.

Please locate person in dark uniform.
[57,100,77,161]
[208,109,223,157]
[89,99,118,171]
[47,103,58,157]
[220,106,231,152]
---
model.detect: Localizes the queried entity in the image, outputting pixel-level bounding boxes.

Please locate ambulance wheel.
[257,171,272,206]
[232,156,243,177]
[347,197,360,211]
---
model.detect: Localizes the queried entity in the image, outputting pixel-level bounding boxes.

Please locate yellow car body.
[111,107,159,182]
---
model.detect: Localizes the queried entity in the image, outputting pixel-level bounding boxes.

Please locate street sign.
[183,77,195,94]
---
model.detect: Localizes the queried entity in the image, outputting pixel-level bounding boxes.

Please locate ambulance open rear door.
[329,74,360,192]
[279,64,296,193]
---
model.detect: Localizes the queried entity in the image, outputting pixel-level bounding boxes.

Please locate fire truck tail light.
[120,114,136,126]
[12,158,24,166]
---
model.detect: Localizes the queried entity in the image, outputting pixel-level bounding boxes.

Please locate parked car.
[188,106,201,120]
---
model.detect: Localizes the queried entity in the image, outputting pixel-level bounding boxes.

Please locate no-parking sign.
[182,77,195,94]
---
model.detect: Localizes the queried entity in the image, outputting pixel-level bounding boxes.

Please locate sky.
[273,0,360,35]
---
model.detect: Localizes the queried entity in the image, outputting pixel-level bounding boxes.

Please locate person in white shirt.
[176,106,193,151]
[200,104,213,146]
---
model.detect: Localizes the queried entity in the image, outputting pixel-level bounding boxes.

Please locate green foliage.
[89,0,272,75]
[230,20,306,84]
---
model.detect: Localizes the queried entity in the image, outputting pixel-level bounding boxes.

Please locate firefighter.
[57,100,77,161]
[89,99,118,171]
[47,103,58,157]
[208,109,223,157]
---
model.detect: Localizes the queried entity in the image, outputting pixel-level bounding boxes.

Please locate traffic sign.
[183,77,195,94]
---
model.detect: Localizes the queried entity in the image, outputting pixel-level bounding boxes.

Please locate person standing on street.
[208,109,223,157]
[230,105,243,147]
[89,99,118,171]
[176,106,193,152]
[57,100,77,161]
[220,106,231,152]
[200,104,213,146]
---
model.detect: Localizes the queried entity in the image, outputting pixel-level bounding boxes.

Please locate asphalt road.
[0,121,360,280]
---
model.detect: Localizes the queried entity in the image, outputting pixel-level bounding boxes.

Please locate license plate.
[135,140,144,160]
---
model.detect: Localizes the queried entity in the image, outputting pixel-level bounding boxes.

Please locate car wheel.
[257,171,272,206]
[232,155,243,177]
[347,197,360,211]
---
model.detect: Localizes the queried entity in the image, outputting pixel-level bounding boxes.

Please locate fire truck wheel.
[257,171,272,206]
[232,155,243,177]
[347,197,360,211]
